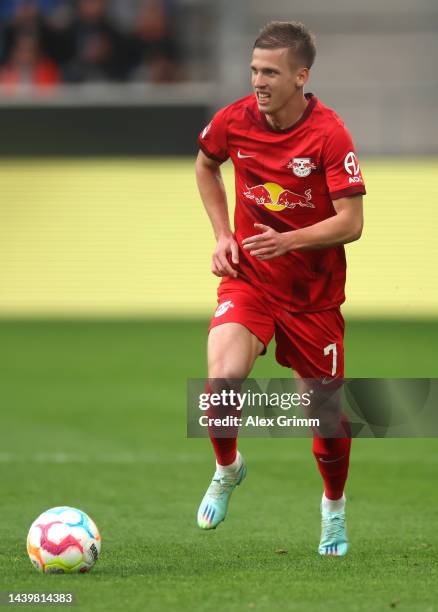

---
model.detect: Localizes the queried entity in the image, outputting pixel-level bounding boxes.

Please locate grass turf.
[0,319,437,611]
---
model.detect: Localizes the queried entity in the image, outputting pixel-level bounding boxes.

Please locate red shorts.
[209,278,344,379]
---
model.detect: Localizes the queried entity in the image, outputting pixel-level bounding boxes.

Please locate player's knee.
[208,358,248,381]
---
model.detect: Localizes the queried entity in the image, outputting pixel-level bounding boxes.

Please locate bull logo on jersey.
[243,182,315,212]
[288,157,316,177]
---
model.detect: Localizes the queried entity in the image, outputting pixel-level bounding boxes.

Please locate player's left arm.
[242,195,363,259]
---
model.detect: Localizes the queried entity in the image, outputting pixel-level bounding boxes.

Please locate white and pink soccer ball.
[27,506,101,573]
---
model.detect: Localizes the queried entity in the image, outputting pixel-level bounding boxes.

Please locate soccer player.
[195,21,365,556]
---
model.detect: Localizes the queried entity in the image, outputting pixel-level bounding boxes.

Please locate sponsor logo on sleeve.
[344,152,363,184]
[201,122,212,139]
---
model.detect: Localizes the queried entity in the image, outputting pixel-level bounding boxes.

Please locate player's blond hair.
[254,21,316,69]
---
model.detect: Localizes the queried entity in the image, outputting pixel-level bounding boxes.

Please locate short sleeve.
[323,123,366,200]
[198,106,230,163]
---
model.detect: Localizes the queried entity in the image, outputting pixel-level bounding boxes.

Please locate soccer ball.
[27,506,101,573]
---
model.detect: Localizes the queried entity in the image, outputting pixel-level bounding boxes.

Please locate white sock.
[322,493,346,513]
[216,450,242,475]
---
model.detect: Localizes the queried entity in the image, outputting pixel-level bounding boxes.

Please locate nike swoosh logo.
[237,150,256,159]
[321,376,339,385]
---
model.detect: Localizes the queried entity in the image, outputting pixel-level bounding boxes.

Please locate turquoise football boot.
[318,506,349,556]
[197,459,246,529]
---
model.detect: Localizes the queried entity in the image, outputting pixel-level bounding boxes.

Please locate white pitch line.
[0,452,305,464]
[0,452,205,464]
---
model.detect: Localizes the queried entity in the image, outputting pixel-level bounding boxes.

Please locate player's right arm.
[196,149,239,278]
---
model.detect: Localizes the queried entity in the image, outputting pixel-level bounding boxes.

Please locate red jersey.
[198,92,366,312]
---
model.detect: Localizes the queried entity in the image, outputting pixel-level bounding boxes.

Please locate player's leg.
[198,282,274,529]
[207,321,264,466]
[197,323,264,529]
[274,308,350,555]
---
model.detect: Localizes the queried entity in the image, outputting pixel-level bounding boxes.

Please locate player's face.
[251,47,308,115]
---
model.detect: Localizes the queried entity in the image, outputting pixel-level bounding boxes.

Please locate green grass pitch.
[1,319,437,611]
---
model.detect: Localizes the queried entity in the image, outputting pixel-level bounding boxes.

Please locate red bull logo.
[243,182,315,212]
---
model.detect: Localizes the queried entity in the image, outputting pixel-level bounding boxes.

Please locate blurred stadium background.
[1,1,438,609]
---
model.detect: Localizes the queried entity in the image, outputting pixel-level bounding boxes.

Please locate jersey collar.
[258,92,317,134]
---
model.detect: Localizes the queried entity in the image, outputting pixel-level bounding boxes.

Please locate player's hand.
[242,224,290,260]
[212,234,239,278]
